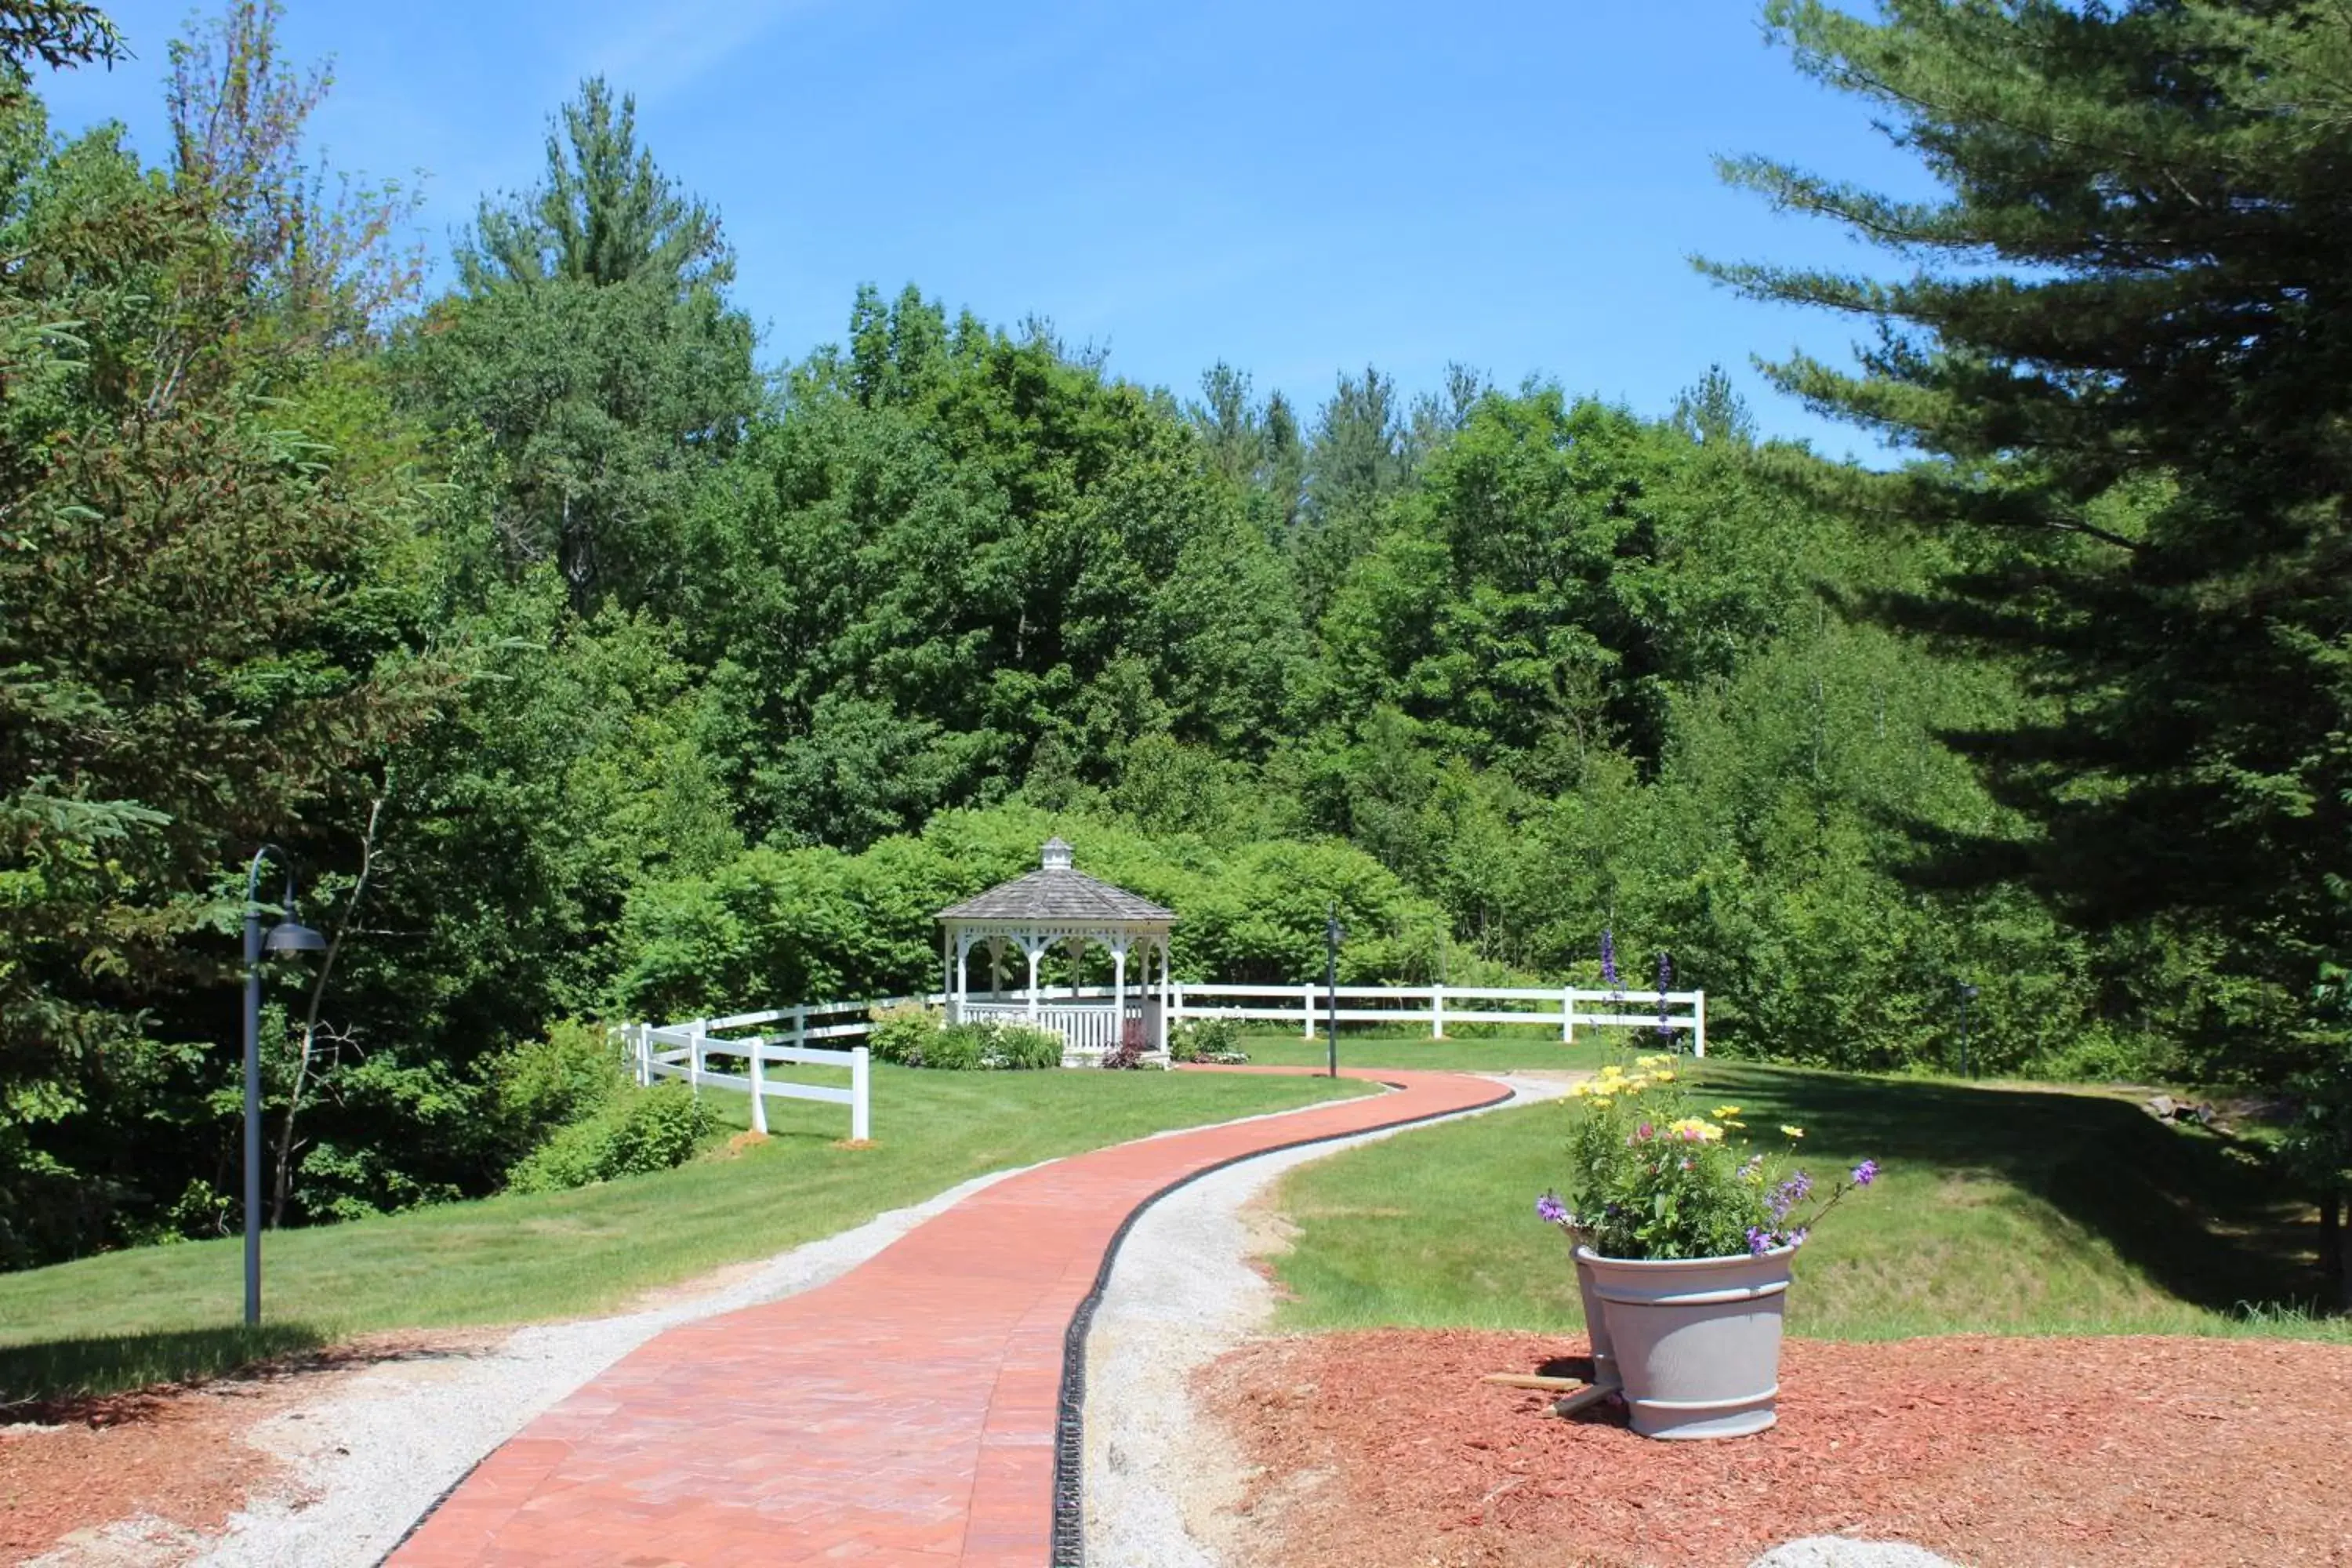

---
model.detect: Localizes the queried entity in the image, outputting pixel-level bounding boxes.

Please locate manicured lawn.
[1237,1027,1608,1073]
[1269,1058,2350,1341]
[0,1065,1368,1403]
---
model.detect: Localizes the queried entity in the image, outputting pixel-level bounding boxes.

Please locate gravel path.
[1081,1071,1579,1568]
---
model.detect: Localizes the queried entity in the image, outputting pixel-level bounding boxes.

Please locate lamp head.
[265,919,327,955]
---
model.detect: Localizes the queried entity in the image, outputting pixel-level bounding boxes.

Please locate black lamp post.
[1956,981,1980,1080]
[243,846,325,1326]
[1323,903,1345,1079]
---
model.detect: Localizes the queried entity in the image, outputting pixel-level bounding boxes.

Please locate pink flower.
[1636,1122,1654,1141]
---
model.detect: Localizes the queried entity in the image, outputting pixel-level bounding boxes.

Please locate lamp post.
[1323,903,1345,1079]
[1956,981,1980,1080]
[243,846,325,1326]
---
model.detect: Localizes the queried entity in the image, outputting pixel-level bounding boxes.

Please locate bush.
[1169,1016,1247,1065]
[985,1023,1065,1070]
[482,1020,629,1161]
[506,1082,717,1194]
[867,1001,943,1065]
[924,1022,989,1070]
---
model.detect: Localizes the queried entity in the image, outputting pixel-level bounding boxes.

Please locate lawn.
[0,1065,1368,1403]
[1266,1056,2350,1341]
[1236,1025,1608,1073]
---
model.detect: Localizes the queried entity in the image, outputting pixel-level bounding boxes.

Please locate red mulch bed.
[0,1383,290,1563]
[0,1331,487,1565]
[1202,1330,2352,1567]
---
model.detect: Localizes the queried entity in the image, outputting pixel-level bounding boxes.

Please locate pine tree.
[1714,1,2352,1023]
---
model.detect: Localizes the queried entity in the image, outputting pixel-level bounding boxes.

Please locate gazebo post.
[1023,931,1044,1022]
[1109,933,1131,1041]
[953,929,971,1023]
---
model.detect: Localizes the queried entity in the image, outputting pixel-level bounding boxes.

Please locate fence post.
[1562,987,1576,1044]
[851,1046,871,1142]
[1302,982,1316,1040]
[791,1003,807,1051]
[1692,992,1707,1058]
[1432,984,1445,1040]
[748,1035,769,1135]
[633,1023,649,1086]
[689,1018,706,1098]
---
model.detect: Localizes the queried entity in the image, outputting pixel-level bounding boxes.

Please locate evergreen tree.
[1711,0,2352,1253]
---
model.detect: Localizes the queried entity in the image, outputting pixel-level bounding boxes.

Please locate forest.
[2,0,2348,1269]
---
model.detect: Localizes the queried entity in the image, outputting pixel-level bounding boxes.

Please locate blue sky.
[38,0,1929,456]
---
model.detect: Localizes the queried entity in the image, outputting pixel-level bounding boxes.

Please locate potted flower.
[1536,1057,1878,1439]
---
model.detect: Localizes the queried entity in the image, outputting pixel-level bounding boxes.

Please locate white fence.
[1169,982,1706,1056]
[628,980,1704,1134]
[630,998,889,1141]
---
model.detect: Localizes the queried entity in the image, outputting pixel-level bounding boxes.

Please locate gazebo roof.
[936,838,1177,925]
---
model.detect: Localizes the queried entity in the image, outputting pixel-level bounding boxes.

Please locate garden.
[1182,1032,2352,1565]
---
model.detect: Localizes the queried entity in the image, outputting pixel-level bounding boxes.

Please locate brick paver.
[387,1066,1509,1566]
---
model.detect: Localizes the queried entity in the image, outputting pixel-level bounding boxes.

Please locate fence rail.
[627,979,1705,1139]
[1168,982,1705,1056]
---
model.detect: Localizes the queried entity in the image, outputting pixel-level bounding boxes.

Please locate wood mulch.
[1200,1329,2352,1567]
[0,1332,485,1566]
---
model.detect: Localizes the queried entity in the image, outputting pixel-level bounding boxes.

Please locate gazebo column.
[1021,931,1048,1022]
[986,935,1008,1000]
[1107,933,1133,1043]
[953,928,974,1023]
[1158,937,1173,1053]
[1064,935,1088,1000]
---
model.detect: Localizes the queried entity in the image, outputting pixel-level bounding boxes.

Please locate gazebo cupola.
[935,838,1178,1062]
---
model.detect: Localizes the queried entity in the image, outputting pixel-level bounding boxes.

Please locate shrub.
[1169,1016,1247,1064]
[482,1019,629,1161]
[506,1082,717,1194]
[867,1001,943,1065]
[986,1023,1065,1070]
[924,1023,989,1070]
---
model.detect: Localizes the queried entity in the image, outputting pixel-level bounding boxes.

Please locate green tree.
[417,75,756,612]
[1712,4,2352,1046]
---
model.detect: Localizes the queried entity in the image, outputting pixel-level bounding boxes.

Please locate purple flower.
[1657,951,1674,1038]
[1600,928,1619,988]
[1769,1171,1813,1221]
[1745,1226,1771,1256]
[1852,1159,1880,1188]
[1536,1192,1569,1225]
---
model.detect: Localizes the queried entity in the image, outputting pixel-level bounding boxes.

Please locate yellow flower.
[1651,1069,1677,1083]
[1664,1117,1725,1143]
[1780,1125,1805,1139]
[1635,1054,1671,1069]
[1711,1105,1741,1120]
[1588,1094,1614,1108]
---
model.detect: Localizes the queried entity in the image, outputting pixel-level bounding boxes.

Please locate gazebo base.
[957,1000,1165,1067]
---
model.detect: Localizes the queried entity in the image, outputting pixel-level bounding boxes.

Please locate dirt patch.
[1201,1329,2352,1567]
[0,1332,488,1566]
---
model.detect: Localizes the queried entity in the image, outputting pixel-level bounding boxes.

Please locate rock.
[1748,1539,1963,1568]
[2146,1094,2178,1120]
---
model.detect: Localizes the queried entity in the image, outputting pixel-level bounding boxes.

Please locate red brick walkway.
[388,1067,1511,1567]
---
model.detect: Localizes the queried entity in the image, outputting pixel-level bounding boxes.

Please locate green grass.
[1268,1058,2352,1341]
[0,1065,1367,1405]
[1236,1026,1608,1073]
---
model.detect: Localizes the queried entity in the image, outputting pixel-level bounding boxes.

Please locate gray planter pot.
[1575,1243,1795,1439]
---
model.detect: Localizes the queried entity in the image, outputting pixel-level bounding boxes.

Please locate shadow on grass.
[1704,1064,2322,1317]
[0,1322,329,1412]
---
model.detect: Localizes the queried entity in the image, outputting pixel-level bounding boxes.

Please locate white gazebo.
[935,838,1178,1063]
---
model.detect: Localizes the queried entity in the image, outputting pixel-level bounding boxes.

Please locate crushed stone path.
[387,1066,1508,1568]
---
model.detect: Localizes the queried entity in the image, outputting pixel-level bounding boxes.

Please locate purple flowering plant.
[1535,1058,1881,1261]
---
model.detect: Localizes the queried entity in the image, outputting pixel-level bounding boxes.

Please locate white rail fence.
[626,981,1705,1138]
[1169,982,1707,1056]
[629,998,893,1141]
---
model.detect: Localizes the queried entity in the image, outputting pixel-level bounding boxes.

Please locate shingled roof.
[936,838,1177,924]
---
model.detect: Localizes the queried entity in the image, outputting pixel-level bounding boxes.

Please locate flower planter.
[1576,1243,1794,1439]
